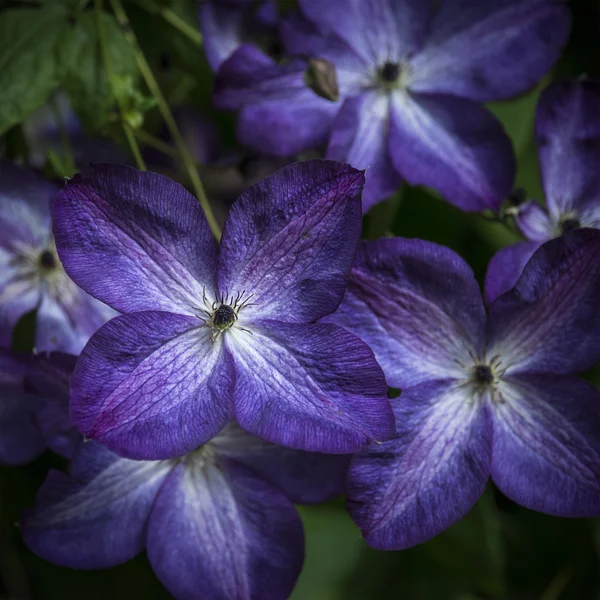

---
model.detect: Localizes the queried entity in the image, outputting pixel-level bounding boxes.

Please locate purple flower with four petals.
[53,161,394,459]
[326,230,600,550]
[214,0,571,211]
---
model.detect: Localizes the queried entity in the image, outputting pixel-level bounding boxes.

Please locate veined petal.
[491,375,600,517]
[389,92,515,212]
[326,93,403,212]
[347,379,492,550]
[326,238,485,389]
[219,161,364,322]
[536,78,600,218]
[410,0,570,101]
[22,441,171,569]
[71,311,234,460]
[228,321,393,454]
[53,164,217,315]
[147,457,304,600]
[514,200,555,242]
[487,229,600,374]
[214,45,340,156]
[212,422,350,504]
[483,240,541,305]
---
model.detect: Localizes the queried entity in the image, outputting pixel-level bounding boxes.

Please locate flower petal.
[488,229,600,374]
[325,238,486,389]
[212,422,350,504]
[536,78,600,218]
[347,379,492,550]
[389,92,515,212]
[53,164,217,315]
[0,350,44,465]
[228,321,393,454]
[218,160,364,322]
[0,267,39,348]
[483,240,541,305]
[491,374,600,517]
[514,200,555,242]
[71,311,233,460]
[410,0,571,101]
[214,45,339,156]
[147,457,304,600]
[22,441,171,569]
[326,93,403,212]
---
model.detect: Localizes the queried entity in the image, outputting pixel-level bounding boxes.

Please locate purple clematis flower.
[214,0,570,212]
[0,162,117,353]
[53,161,393,460]
[22,422,350,600]
[487,78,600,303]
[200,0,279,70]
[326,230,600,550]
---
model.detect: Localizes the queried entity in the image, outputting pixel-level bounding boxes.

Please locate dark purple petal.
[491,374,600,517]
[483,240,541,305]
[26,353,79,458]
[228,321,393,454]
[514,200,555,242]
[0,350,44,465]
[347,379,492,550]
[326,93,402,212]
[219,160,364,322]
[53,164,217,315]
[147,458,304,600]
[325,238,486,389]
[71,311,233,460]
[299,0,429,65]
[214,45,339,156]
[389,92,515,212]
[410,0,570,101]
[536,78,600,217]
[22,441,171,569]
[487,229,600,374]
[212,422,350,503]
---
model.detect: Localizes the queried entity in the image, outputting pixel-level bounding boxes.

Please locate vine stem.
[132,0,203,46]
[109,0,221,240]
[95,0,147,171]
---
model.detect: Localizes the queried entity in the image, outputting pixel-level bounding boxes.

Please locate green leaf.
[0,6,70,135]
[60,11,139,133]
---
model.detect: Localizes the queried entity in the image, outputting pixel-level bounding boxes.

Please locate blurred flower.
[53,162,393,460]
[22,422,350,600]
[488,78,600,302]
[0,162,117,353]
[326,230,600,550]
[214,0,571,212]
[199,0,280,70]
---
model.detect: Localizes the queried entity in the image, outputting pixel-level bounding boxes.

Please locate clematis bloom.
[53,161,393,459]
[23,422,350,600]
[326,230,600,550]
[214,0,570,211]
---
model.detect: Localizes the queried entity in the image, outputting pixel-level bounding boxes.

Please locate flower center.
[212,305,237,331]
[379,61,400,83]
[196,289,255,342]
[39,249,57,270]
[473,364,494,385]
[561,217,580,234]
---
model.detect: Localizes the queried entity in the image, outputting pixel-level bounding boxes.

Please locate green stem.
[110,0,221,240]
[134,128,180,160]
[95,0,147,171]
[132,0,203,46]
[49,95,75,174]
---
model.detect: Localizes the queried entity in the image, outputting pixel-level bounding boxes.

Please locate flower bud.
[304,58,339,102]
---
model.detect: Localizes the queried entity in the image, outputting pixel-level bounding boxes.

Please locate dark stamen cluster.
[380,61,400,83]
[561,217,580,233]
[213,305,237,330]
[474,364,494,385]
[39,250,57,270]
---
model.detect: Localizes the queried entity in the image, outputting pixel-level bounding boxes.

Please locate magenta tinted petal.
[514,200,555,242]
[326,238,486,389]
[347,379,492,550]
[536,78,600,217]
[487,229,600,374]
[326,93,403,212]
[53,164,217,315]
[483,240,541,305]
[22,441,171,569]
[213,423,350,504]
[147,458,304,600]
[389,92,515,212]
[491,375,600,517]
[228,321,393,454]
[71,311,233,460]
[219,161,364,322]
[410,0,570,101]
